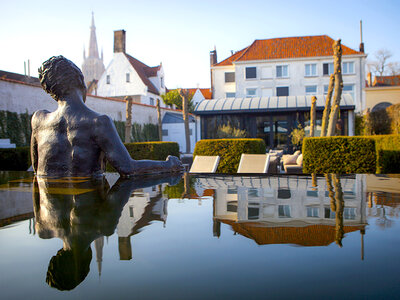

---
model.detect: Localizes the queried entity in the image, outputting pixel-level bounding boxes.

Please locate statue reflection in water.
[33,174,181,291]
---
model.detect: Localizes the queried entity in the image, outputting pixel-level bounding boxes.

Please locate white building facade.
[211,35,366,113]
[97,30,167,108]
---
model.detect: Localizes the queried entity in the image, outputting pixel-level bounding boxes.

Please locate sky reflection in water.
[0,172,399,299]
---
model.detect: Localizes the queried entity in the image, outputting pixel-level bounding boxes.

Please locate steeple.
[88,12,100,58]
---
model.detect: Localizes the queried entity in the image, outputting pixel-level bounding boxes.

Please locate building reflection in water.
[196,175,367,253]
[32,174,180,291]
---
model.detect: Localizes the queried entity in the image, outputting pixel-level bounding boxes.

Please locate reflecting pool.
[1,172,400,299]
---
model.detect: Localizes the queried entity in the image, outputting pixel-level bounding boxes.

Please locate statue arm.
[94,115,183,176]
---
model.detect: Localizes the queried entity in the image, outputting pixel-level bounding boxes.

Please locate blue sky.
[0,0,399,88]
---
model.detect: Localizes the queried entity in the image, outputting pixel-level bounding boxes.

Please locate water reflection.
[195,175,367,249]
[32,174,181,291]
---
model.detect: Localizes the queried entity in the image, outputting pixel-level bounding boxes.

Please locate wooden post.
[327,39,343,137]
[321,74,335,136]
[156,98,162,141]
[125,96,132,143]
[179,89,191,154]
[310,96,317,137]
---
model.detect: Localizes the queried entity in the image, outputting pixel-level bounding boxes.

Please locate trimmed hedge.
[0,147,31,171]
[106,141,180,172]
[371,135,400,173]
[302,137,376,174]
[193,138,266,173]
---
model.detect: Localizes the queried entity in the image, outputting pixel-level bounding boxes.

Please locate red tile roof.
[169,88,212,99]
[124,53,160,95]
[214,35,363,66]
[373,75,400,87]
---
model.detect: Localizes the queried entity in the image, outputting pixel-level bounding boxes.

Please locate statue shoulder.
[31,110,50,127]
[93,114,114,130]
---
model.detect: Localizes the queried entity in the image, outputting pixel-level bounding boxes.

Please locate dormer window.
[126,73,130,82]
[106,75,110,84]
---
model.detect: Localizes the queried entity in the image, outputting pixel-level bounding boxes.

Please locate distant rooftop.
[214,35,363,66]
[0,70,40,86]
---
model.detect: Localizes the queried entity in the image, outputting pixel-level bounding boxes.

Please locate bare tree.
[369,49,393,76]
[387,62,400,76]
[178,89,191,154]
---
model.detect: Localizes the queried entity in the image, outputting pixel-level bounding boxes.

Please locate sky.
[1,0,399,89]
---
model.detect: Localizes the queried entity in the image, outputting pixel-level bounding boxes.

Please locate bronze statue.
[31,56,182,177]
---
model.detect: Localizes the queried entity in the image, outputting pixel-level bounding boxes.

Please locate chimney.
[210,47,217,66]
[359,20,365,53]
[210,46,217,99]
[367,72,372,87]
[114,30,126,53]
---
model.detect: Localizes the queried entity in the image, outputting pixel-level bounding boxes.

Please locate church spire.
[88,12,99,58]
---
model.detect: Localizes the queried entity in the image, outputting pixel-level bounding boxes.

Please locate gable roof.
[124,53,160,95]
[0,70,40,86]
[373,75,400,87]
[214,35,363,66]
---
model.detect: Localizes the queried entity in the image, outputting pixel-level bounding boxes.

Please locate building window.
[323,63,334,75]
[307,207,319,218]
[344,207,356,220]
[305,85,317,95]
[343,84,355,99]
[245,67,257,79]
[226,92,235,98]
[261,66,273,79]
[162,129,168,136]
[324,207,336,219]
[276,65,288,78]
[342,62,354,74]
[246,88,257,97]
[305,64,317,76]
[324,85,329,95]
[126,73,130,82]
[278,205,291,218]
[106,75,110,84]
[161,77,164,88]
[225,72,235,83]
[150,98,155,106]
[276,86,289,96]
[129,206,134,218]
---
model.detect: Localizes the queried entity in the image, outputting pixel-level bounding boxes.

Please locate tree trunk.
[332,174,344,247]
[327,39,343,137]
[321,74,335,136]
[180,90,191,154]
[125,96,132,143]
[156,98,162,141]
[310,96,317,137]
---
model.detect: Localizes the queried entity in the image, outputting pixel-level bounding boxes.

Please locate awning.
[194,94,355,115]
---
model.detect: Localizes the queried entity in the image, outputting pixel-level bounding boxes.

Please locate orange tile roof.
[222,220,364,247]
[214,35,363,66]
[169,88,212,99]
[373,75,400,87]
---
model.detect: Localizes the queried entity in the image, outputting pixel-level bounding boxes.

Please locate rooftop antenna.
[359,20,365,53]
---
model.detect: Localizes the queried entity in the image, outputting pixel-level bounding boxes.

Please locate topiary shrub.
[302,137,376,174]
[193,138,266,173]
[371,135,400,173]
[0,147,31,171]
[106,141,179,172]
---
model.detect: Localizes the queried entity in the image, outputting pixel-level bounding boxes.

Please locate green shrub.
[371,135,400,173]
[193,138,266,173]
[302,137,376,174]
[106,141,179,172]
[0,147,31,171]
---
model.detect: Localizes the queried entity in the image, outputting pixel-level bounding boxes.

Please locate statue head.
[38,56,87,102]
[46,247,92,291]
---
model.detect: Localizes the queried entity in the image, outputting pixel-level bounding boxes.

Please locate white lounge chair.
[189,155,220,173]
[237,154,270,173]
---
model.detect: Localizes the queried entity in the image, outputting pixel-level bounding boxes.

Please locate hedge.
[0,147,31,171]
[193,138,266,173]
[371,135,400,173]
[106,141,180,172]
[302,137,376,174]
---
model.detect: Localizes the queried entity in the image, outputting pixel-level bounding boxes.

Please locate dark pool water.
[0,172,399,299]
